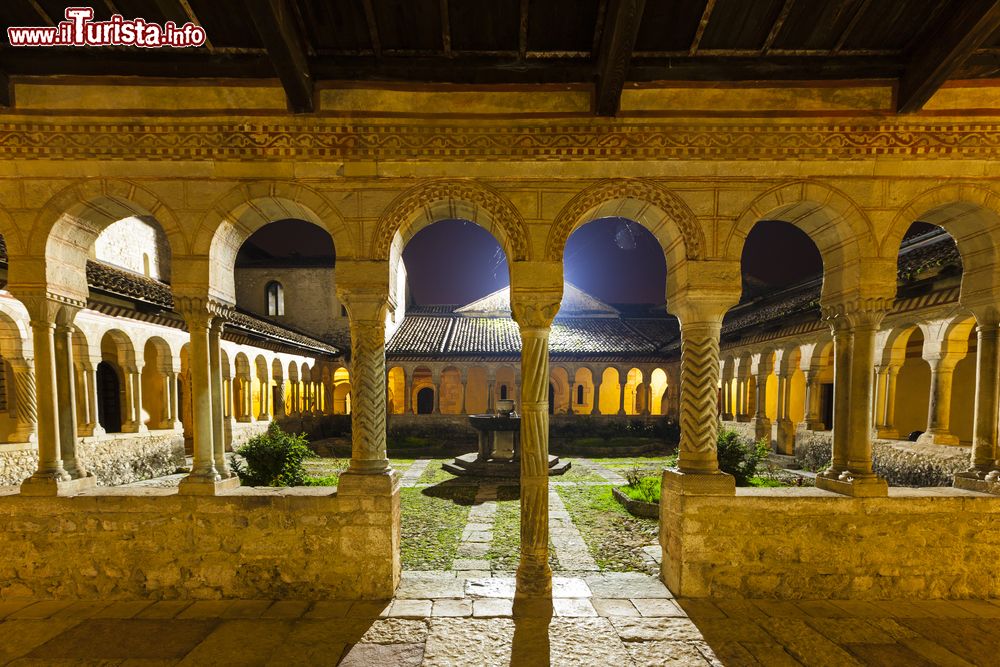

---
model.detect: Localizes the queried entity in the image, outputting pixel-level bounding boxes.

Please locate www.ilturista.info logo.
[7,7,206,48]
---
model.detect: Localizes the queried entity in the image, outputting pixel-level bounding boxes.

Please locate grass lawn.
[556,484,657,572]
[618,476,661,504]
[555,459,607,483]
[301,456,416,487]
[417,460,459,485]
[401,484,477,570]
[486,485,559,572]
[595,455,678,471]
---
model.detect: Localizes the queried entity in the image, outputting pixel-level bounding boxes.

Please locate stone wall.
[660,475,1000,600]
[0,481,401,600]
[0,433,185,487]
[93,215,171,281]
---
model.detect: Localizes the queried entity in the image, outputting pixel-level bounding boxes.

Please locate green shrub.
[231,422,315,486]
[716,428,769,486]
[620,475,661,503]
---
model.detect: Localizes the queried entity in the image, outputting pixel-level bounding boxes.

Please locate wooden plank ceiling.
[3,0,1000,115]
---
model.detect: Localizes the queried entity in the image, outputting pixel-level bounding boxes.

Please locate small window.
[266,281,284,316]
[340,305,348,317]
[499,385,508,400]
[576,384,584,404]
[142,253,151,277]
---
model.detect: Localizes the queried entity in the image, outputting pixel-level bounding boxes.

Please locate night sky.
[239,217,834,305]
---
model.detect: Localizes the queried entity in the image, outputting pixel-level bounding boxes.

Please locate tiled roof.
[386,316,452,354]
[551,319,658,355]
[449,317,521,353]
[455,282,620,317]
[227,310,339,354]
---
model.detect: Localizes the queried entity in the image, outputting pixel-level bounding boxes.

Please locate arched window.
[416,387,434,414]
[576,384,584,405]
[499,384,508,400]
[265,281,284,316]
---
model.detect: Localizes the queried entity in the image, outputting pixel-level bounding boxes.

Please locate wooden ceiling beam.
[897,0,1000,113]
[247,0,314,113]
[594,0,646,116]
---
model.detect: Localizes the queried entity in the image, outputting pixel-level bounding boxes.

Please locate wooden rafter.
[594,0,646,116]
[247,0,314,113]
[897,0,1000,113]
[361,0,382,58]
[689,0,716,56]
[762,0,795,54]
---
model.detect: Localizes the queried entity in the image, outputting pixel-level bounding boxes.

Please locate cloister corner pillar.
[510,285,561,598]
[665,289,739,496]
[16,292,95,496]
[957,317,1000,484]
[817,300,889,497]
[176,296,240,496]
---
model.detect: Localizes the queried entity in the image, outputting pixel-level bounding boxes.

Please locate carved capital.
[14,289,85,325]
[511,290,561,330]
[821,297,891,332]
[175,295,234,330]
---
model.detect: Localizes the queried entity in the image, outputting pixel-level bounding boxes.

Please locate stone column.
[591,370,602,415]
[53,321,88,479]
[177,296,238,495]
[486,374,496,414]
[9,360,38,443]
[618,378,627,416]
[735,374,751,422]
[336,285,391,475]
[881,366,899,437]
[25,318,68,484]
[721,373,733,421]
[132,365,147,433]
[919,354,961,446]
[273,379,286,418]
[257,374,269,421]
[460,371,468,414]
[511,289,559,597]
[209,318,231,476]
[873,366,898,438]
[165,370,182,429]
[751,369,771,442]
[403,371,413,414]
[958,322,1000,479]
[799,370,824,431]
[432,371,442,414]
[817,304,888,497]
[774,369,794,455]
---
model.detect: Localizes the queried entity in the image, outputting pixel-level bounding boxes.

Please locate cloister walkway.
[0,460,993,665]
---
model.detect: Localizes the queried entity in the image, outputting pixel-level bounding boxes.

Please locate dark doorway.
[820,383,834,430]
[548,383,555,415]
[576,384,584,405]
[499,384,508,400]
[97,361,122,433]
[416,387,434,414]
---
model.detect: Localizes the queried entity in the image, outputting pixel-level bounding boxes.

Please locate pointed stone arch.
[371,179,529,261]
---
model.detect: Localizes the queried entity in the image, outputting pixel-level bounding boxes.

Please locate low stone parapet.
[659,477,1000,600]
[0,480,400,601]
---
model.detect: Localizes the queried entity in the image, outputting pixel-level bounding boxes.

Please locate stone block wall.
[0,433,185,487]
[660,477,1000,600]
[0,483,401,600]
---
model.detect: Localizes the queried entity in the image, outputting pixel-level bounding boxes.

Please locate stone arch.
[883,183,1000,314]
[197,181,350,303]
[546,179,703,268]
[726,181,879,305]
[16,179,184,302]
[372,179,530,262]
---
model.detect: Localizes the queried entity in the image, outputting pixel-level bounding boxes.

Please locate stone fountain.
[443,399,570,477]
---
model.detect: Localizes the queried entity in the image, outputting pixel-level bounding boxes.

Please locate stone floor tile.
[176,600,234,619]
[472,598,514,617]
[897,618,1000,663]
[632,598,686,618]
[795,600,853,618]
[453,559,491,571]
[592,598,640,617]
[756,618,865,667]
[585,573,673,599]
[432,599,472,617]
[456,542,490,558]
[951,599,1000,618]
[347,600,392,618]
[221,600,274,619]
[549,617,632,667]
[752,600,809,618]
[48,601,113,620]
[0,620,90,664]
[339,642,424,667]
[176,619,292,666]
[464,569,493,578]
[802,618,897,644]
[841,642,941,666]
[712,598,770,619]
[466,577,515,598]
[395,577,466,600]
[552,577,591,598]
[739,642,805,666]
[676,599,727,620]
[709,640,770,666]
[259,600,310,619]
[610,616,705,642]
[283,618,375,646]
[135,601,194,619]
[678,617,770,643]
[900,637,978,667]
[7,601,77,620]
[870,600,940,618]
[24,618,217,661]
[867,619,922,640]
[553,598,598,617]
[908,600,981,618]
[0,600,39,620]
[623,639,712,666]
[462,530,493,543]
[303,600,353,618]
[89,601,154,620]
[463,522,492,532]
[423,618,514,667]
[828,600,895,618]
[401,570,457,580]
[359,618,430,644]
[388,599,432,618]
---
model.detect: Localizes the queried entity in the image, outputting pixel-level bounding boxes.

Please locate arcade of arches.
[0,80,999,606]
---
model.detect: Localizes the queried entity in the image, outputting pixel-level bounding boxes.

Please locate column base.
[916,431,961,446]
[735,415,751,423]
[815,474,888,497]
[775,419,795,455]
[875,427,899,440]
[662,468,736,496]
[20,474,96,497]
[337,468,400,496]
[515,562,553,598]
[750,417,772,443]
[177,473,240,496]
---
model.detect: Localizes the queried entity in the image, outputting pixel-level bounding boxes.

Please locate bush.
[620,475,661,504]
[716,427,769,486]
[549,415,679,444]
[231,422,315,486]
